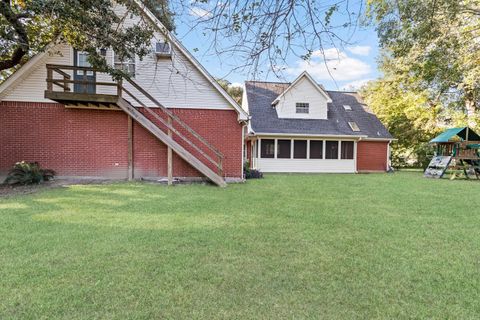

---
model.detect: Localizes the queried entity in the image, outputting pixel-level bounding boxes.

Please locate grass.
[1,173,480,319]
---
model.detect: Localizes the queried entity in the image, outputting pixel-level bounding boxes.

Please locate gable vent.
[343,105,352,111]
[348,122,360,132]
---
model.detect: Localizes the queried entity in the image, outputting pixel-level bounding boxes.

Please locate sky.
[174,1,381,91]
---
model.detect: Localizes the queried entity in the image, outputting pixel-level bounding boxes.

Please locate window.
[76,51,93,75]
[277,140,291,159]
[260,139,275,158]
[296,102,309,114]
[348,121,360,132]
[341,141,354,159]
[293,140,307,159]
[114,53,136,76]
[325,141,339,159]
[343,105,352,111]
[310,140,323,159]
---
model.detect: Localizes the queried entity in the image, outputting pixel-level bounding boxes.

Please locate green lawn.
[1,173,480,319]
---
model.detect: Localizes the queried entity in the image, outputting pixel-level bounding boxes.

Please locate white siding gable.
[274,76,329,120]
[0,4,237,112]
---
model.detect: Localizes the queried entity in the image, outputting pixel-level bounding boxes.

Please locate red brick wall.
[0,101,243,179]
[357,141,389,172]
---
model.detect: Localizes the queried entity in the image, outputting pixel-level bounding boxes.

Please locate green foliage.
[0,0,173,79]
[362,78,439,167]
[4,161,55,185]
[243,160,263,179]
[363,0,480,166]
[366,0,480,123]
[217,78,243,104]
[1,173,480,318]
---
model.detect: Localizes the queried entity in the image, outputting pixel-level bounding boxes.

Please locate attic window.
[348,122,360,132]
[343,105,352,111]
[296,102,309,114]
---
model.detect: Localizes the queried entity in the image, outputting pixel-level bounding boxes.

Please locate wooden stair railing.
[119,80,224,176]
[45,64,226,186]
[116,98,226,187]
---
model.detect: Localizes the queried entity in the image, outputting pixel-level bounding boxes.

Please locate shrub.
[244,160,263,179]
[246,169,263,179]
[4,161,55,186]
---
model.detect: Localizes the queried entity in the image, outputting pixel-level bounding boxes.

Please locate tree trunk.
[465,93,477,128]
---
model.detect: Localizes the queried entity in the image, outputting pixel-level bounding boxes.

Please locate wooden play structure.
[424,127,480,179]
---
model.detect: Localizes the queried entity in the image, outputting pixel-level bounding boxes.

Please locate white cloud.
[340,79,373,91]
[286,48,371,81]
[230,82,244,88]
[347,45,372,56]
[189,7,212,19]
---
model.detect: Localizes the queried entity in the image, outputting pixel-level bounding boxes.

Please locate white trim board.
[253,132,367,139]
[272,71,332,106]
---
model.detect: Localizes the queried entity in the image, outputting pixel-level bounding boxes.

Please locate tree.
[186,0,365,78]
[1,0,366,81]
[0,0,172,79]
[361,76,441,167]
[366,0,480,125]
[217,79,243,104]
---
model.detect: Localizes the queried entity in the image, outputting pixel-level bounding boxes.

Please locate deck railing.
[46,64,224,175]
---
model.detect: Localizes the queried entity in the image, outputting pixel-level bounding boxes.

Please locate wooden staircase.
[44,64,227,187]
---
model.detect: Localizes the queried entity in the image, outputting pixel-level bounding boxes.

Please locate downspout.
[386,140,392,171]
[241,123,246,180]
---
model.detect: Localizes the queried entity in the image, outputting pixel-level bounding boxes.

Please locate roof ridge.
[245,80,291,85]
[245,81,359,94]
[327,90,359,94]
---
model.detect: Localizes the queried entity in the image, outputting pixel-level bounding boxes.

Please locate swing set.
[424,127,480,179]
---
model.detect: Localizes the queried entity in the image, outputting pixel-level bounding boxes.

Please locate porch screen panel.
[341,141,354,159]
[325,141,339,159]
[294,140,307,159]
[310,140,323,159]
[261,139,275,158]
[277,140,291,158]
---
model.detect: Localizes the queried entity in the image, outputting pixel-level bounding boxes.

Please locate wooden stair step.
[116,97,227,187]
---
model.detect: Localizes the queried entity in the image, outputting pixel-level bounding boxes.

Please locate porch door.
[73,50,96,94]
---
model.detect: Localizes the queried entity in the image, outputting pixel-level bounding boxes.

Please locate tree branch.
[0,2,29,71]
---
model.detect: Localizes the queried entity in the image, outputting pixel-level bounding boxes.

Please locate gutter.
[252,132,368,139]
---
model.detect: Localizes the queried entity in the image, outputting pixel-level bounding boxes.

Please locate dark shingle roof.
[245,81,392,139]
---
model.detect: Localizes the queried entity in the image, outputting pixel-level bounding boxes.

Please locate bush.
[246,169,263,179]
[4,161,55,186]
[244,160,263,179]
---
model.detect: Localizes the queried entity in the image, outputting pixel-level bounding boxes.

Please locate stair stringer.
[116,98,227,187]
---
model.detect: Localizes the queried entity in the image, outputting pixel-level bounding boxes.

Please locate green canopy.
[430,127,480,143]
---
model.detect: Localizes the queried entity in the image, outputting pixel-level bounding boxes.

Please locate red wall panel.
[357,141,389,172]
[0,101,243,179]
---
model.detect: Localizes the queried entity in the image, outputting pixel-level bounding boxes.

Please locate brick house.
[243,72,394,173]
[0,2,249,186]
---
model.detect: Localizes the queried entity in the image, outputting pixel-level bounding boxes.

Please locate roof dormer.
[272,71,331,120]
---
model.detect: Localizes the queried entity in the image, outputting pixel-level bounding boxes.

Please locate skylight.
[348,122,360,132]
[343,105,352,111]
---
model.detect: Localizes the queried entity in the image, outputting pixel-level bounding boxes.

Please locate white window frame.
[76,51,93,76]
[295,102,310,114]
[113,52,136,77]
